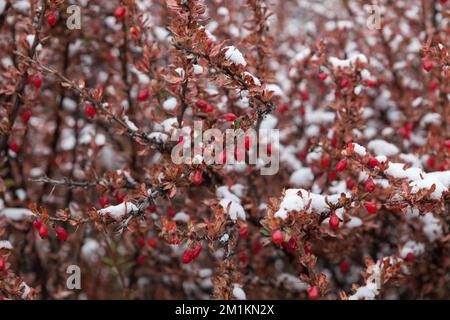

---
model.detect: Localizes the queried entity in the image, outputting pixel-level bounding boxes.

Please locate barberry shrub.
[0,0,448,300]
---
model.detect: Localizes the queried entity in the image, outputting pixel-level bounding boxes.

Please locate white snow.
[329,53,368,69]
[216,185,246,221]
[400,240,425,258]
[163,97,178,111]
[232,284,247,300]
[223,46,247,66]
[367,140,399,156]
[98,202,138,218]
[0,240,12,250]
[0,208,34,220]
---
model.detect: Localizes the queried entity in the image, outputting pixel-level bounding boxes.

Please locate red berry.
[224,113,237,122]
[137,236,145,247]
[368,157,380,167]
[168,207,176,217]
[182,249,193,264]
[204,104,214,113]
[251,239,261,254]
[308,286,319,300]
[340,260,350,273]
[304,243,312,254]
[192,170,203,185]
[406,252,414,262]
[33,76,42,89]
[346,178,355,190]
[321,154,330,169]
[364,201,377,214]
[365,178,375,192]
[329,214,340,230]
[429,81,439,91]
[137,89,149,101]
[364,79,377,88]
[244,136,251,150]
[147,238,157,249]
[195,100,208,110]
[422,59,433,72]
[114,6,126,19]
[136,254,147,266]
[339,78,349,89]
[441,0,448,4]
[445,140,450,149]
[47,12,57,26]
[192,244,202,259]
[22,110,31,123]
[271,230,283,245]
[427,157,436,169]
[328,170,337,181]
[239,225,249,240]
[0,258,5,272]
[278,104,288,113]
[33,219,42,230]
[9,141,19,153]
[300,90,309,101]
[99,196,109,208]
[336,159,347,172]
[148,205,157,213]
[55,226,68,241]
[238,251,248,263]
[318,73,328,81]
[266,144,272,156]
[85,104,95,118]
[39,224,48,239]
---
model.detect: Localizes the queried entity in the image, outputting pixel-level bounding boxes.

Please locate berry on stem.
[47,12,57,26]
[39,224,48,239]
[271,230,283,245]
[22,110,31,123]
[365,178,375,192]
[308,286,319,300]
[329,214,339,230]
[340,260,350,273]
[364,201,377,214]
[224,113,237,122]
[55,226,68,241]
[336,159,347,172]
[9,141,19,153]
[422,59,433,72]
[114,6,126,20]
[85,104,95,118]
[33,76,42,89]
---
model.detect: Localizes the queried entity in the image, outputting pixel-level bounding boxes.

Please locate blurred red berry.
[47,12,57,26]
[114,6,126,19]
[329,214,339,230]
[336,159,347,172]
[271,230,283,245]
[308,286,319,300]
[39,224,48,239]
[55,226,68,241]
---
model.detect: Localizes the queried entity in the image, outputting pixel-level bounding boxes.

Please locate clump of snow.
[163,97,178,111]
[421,213,442,242]
[193,64,203,74]
[274,189,349,220]
[0,208,34,220]
[20,282,31,299]
[223,46,247,66]
[216,185,246,221]
[98,202,138,218]
[289,168,314,187]
[400,241,425,258]
[123,116,138,132]
[277,273,308,291]
[351,143,367,157]
[81,238,104,263]
[367,140,399,156]
[232,284,247,300]
[0,240,13,250]
[173,211,190,223]
[329,52,368,69]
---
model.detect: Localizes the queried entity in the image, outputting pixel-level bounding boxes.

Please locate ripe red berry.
[406,252,414,262]
[300,90,309,101]
[368,157,380,167]
[39,224,48,239]
[340,260,350,273]
[0,258,5,272]
[365,178,375,192]
[204,104,214,113]
[137,236,145,247]
[192,170,203,185]
[224,113,237,122]
[244,136,251,150]
[364,201,377,214]
[339,78,349,89]
[429,81,438,91]
[336,159,347,172]
[136,254,147,266]
[329,214,340,230]
[346,178,355,190]
[238,251,248,263]
[85,104,95,118]
[318,73,328,81]
[321,154,330,169]
[47,12,57,26]
[239,225,249,240]
[168,207,176,217]
[55,226,68,241]
[195,100,208,110]
[445,140,450,149]
[147,238,157,249]
[304,243,312,255]
[9,141,19,153]
[137,89,149,101]
[308,286,319,300]
[114,6,126,19]
[33,76,42,89]
[328,170,337,181]
[364,79,377,88]
[33,219,42,230]
[422,59,433,72]
[182,249,193,264]
[192,244,202,259]
[266,144,272,156]
[278,104,288,113]
[440,0,448,4]
[271,230,283,245]
[148,205,157,213]
[427,156,436,169]
[99,196,109,208]
[22,110,31,123]
[251,239,261,254]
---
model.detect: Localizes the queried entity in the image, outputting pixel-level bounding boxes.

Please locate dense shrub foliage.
[0,0,449,300]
